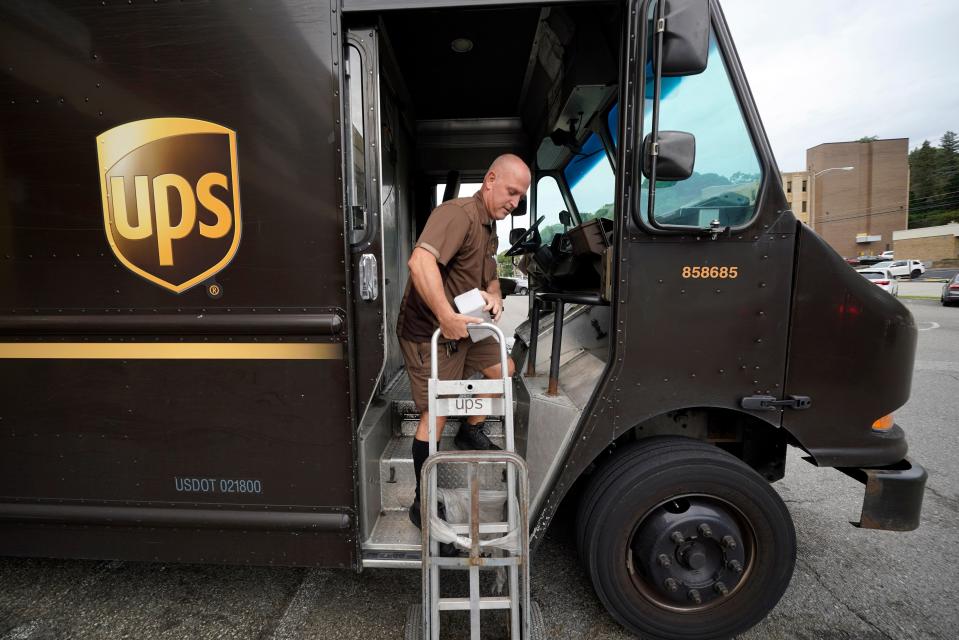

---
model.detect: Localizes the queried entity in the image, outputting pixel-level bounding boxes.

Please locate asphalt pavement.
[1,299,957,640]
[922,268,958,281]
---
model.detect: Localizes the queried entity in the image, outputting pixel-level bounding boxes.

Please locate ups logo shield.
[96,118,241,293]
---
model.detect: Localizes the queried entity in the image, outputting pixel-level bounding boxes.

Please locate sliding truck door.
[0,2,358,567]
[344,28,388,420]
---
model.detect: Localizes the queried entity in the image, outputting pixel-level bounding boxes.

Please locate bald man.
[397,154,531,529]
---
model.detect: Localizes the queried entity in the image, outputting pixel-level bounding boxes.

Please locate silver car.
[942,273,959,307]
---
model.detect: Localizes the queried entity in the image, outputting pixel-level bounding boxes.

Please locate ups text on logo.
[96,118,242,293]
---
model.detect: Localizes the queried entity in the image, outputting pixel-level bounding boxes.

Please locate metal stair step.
[364,508,422,552]
[396,416,505,437]
[379,435,508,510]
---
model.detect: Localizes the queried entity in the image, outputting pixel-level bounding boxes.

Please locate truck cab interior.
[343,1,623,562]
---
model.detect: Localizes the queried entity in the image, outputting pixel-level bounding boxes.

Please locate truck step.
[396,415,505,437]
[364,508,421,552]
[379,435,508,510]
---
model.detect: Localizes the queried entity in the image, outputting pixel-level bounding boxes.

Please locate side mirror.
[642,131,696,181]
[508,228,528,245]
[511,197,527,217]
[658,0,710,77]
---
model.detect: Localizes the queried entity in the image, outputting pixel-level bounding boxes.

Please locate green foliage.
[910,209,959,229]
[908,131,959,228]
[858,135,880,142]
[496,252,514,277]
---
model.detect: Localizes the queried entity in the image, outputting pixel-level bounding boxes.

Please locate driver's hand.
[480,290,503,322]
[439,312,483,341]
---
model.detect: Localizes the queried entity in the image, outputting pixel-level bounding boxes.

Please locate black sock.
[412,438,430,502]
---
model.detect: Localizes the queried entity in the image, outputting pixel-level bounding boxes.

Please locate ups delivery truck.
[0,0,926,638]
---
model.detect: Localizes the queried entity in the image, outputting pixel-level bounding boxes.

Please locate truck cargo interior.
[345,2,623,562]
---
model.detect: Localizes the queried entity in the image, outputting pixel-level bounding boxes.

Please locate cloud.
[720,0,959,170]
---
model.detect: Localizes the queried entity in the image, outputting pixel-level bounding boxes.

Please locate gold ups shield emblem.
[96,118,241,293]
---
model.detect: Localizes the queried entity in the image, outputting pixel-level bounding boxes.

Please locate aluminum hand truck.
[418,323,532,640]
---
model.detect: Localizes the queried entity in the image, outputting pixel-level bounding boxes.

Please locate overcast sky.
[719,0,959,172]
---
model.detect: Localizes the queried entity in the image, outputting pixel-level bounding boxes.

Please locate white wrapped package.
[453,288,494,342]
[427,487,521,554]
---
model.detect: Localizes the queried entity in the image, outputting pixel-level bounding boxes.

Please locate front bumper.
[837,458,926,531]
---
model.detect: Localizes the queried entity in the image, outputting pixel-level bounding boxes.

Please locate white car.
[880,250,894,260]
[859,269,899,296]
[857,259,925,279]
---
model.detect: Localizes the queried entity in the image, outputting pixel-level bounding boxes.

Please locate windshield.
[564,132,615,223]
[536,175,567,246]
[639,33,763,229]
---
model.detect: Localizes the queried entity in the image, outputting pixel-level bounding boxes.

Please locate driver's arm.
[408,248,482,340]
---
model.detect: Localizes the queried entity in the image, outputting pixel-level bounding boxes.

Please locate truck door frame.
[529,0,797,545]
[344,27,389,424]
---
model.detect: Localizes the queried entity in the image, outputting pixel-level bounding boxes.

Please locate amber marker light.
[872,414,894,431]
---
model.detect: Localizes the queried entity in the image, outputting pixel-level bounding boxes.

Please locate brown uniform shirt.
[397,192,499,342]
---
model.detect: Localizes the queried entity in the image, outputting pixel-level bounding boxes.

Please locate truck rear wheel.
[578,437,796,640]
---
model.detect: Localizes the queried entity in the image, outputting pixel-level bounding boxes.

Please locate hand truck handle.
[429,323,509,382]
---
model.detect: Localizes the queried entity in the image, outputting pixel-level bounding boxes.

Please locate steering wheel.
[505,215,546,257]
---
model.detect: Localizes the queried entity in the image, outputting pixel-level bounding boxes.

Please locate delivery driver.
[397,153,531,529]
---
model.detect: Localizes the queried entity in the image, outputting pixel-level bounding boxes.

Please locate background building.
[893,223,959,264]
[782,171,810,224]
[807,138,909,258]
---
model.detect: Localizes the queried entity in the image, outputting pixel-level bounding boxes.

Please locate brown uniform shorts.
[399,336,506,412]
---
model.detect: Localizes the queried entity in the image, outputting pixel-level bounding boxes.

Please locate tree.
[496,252,514,278]
[941,130,958,154]
[858,135,879,142]
[906,132,959,228]
[940,131,959,199]
[909,141,939,205]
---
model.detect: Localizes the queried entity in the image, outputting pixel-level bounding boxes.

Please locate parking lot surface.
[1,299,957,640]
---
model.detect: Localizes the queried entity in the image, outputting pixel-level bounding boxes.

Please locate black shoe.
[409,499,459,557]
[409,497,447,530]
[454,422,501,451]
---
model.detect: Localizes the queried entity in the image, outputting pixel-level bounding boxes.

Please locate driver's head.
[480,154,531,221]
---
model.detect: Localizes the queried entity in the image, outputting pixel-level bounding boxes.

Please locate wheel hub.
[631,497,749,608]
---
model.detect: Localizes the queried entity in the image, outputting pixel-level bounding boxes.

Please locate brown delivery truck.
[0,1,925,638]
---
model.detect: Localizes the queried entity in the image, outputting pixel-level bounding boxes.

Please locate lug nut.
[721,535,737,549]
[657,553,672,568]
[670,531,685,544]
[697,523,712,538]
[714,581,729,596]
[727,559,743,574]
[687,589,702,604]
[664,578,679,592]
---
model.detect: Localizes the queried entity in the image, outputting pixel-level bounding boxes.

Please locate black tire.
[517,287,528,295]
[404,604,421,640]
[576,437,690,564]
[911,269,921,279]
[580,437,796,640]
[527,599,546,640]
